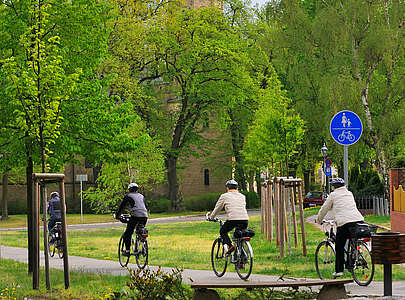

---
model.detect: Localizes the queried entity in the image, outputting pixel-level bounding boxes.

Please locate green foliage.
[184,193,222,211]
[240,191,260,209]
[349,166,384,195]
[84,121,166,214]
[112,267,192,300]
[148,198,171,213]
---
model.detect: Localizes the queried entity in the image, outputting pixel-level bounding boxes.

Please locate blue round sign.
[330,111,363,145]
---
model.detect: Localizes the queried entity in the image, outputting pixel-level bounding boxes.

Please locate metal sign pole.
[344,145,349,186]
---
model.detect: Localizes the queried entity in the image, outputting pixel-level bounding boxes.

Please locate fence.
[354,195,390,216]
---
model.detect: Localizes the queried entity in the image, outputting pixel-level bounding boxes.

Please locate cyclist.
[317,177,364,277]
[47,192,62,238]
[115,183,148,257]
[207,179,249,254]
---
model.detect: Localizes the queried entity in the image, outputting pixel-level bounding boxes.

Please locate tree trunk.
[303,169,310,194]
[26,154,34,273]
[166,155,181,211]
[1,168,9,220]
[361,67,389,196]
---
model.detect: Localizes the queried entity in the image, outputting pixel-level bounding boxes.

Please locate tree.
[243,71,305,177]
[256,0,404,192]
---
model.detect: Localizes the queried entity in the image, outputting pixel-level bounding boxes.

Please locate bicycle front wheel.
[351,242,374,286]
[135,238,148,269]
[48,235,55,257]
[211,238,227,277]
[235,240,253,280]
[118,235,130,267]
[315,240,336,279]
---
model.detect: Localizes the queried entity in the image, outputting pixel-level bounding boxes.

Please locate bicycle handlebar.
[321,219,336,226]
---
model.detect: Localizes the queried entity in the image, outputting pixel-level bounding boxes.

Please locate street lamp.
[321,143,328,194]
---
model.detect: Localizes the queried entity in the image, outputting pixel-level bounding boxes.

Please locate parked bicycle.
[118,214,149,269]
[208,217,254,280]
[48,221,64,259]
[315,220,374,286]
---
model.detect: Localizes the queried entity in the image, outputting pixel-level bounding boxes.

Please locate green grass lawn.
[0,211,205,229]
[2,210,405,281]
[0,258,127,299]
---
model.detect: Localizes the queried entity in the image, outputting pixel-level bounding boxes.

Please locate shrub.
[148,198,170,213]
[240,191,260,209]
[184,193,222,211]
[111,267,192,300]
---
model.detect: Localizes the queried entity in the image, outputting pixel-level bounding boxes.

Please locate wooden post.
[291,184,298,248]
[41,185,51,290]
[279,179,285,258]
[274,179,280,246]
[32,181,40,289]
[60,179,70,289]
[297,183,307,256]
[261,184,265,234]
[268,181,273,242]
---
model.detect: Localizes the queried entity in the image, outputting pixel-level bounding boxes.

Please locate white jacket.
[317,186,364,227]
[210,191,249,221]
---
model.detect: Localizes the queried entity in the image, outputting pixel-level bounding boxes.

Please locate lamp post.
[321,143,328,194]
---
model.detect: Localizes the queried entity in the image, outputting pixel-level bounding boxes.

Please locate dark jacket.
[116,192,148,218]
[48,196,62,219]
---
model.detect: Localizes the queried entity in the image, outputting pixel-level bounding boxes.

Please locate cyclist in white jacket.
[208,179,249,254]
[317,177,364,277]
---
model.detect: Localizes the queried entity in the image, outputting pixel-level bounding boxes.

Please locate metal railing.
[354,195,390,216]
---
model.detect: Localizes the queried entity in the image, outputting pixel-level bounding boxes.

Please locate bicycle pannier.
[234,229,255,238]
[349,223,371,238]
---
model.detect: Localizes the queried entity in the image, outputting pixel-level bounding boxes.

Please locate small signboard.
[325,158,332,167]
[325,166,332,177]
[76,174,88,182]
[330,110,363,145]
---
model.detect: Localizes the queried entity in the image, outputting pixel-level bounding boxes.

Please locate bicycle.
[337,130,355,142]
[208,217,254,280]
[315,220,374,286]
[117,214,148,269]
[48,221,64,259]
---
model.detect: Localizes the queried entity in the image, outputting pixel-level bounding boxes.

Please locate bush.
[240,191,260,209]
[111,267,192,300]
[184,193,222,211]
[148,198,170,213]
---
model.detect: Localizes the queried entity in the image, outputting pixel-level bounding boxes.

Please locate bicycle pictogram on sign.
[330,111,363,145]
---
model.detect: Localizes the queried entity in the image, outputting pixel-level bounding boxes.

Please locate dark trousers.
[335,221,358,273]
[220,220,248,246]
[124,216,147,250]
[48,217,61,235]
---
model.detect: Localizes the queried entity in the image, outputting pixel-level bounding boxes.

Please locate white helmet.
[225,179,238,188]
[128,182,139,190]
[50,191,59,198]
[331,177,345,185]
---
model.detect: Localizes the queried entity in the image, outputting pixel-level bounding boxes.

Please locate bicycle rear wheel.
[211,238,227,277]
[135,238,148,269]
[118,235,130,267]
[48,235,55,257]
[315,240,335,279]
[351,242,374,286]
[57,241,64,259]
[235,240,253,280]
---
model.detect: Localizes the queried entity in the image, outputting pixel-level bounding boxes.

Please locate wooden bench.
[191,279,353,300]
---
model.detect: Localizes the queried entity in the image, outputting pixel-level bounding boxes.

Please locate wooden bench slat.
[191,279,353,289]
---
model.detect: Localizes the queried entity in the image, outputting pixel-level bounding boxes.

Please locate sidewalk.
[1,246,405,297]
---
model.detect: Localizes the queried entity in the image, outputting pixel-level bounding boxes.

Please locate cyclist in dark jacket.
[47,192,62,234]
[115,183,148,256]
